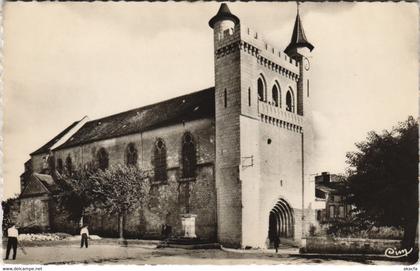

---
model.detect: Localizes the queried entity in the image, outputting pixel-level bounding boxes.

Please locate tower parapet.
[258,100,304,132]
[240,24,300,76]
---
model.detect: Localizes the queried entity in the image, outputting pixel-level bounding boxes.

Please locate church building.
[19,3,317,248]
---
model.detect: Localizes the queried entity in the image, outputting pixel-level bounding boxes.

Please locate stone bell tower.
[210,3,316,248]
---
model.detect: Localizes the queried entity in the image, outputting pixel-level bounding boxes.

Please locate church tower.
[210,3,315,248]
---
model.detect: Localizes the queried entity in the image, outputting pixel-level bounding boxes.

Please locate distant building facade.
[17,4,318,248]
[314,172,352,224]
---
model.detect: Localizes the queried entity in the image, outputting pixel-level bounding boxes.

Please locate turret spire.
[209,3,240,29]
[284,4,314,56]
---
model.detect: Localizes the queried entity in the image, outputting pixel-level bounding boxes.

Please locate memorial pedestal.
[180,214,197,238]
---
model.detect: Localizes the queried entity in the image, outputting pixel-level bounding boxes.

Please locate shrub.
[309,224,317,237]
[325,217,403,239]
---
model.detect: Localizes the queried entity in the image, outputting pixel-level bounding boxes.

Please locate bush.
[309,224,317,237]
[325,218,403,239]
[2,197,20,234]
[364,226,403,239]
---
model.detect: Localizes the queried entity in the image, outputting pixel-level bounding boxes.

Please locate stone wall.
[52,118,214,175]
[49,117,216,240]
[19,196,50,232]
[239,32,299,119]
[239,101,305,247]
[78,163,216,240]
[31,154,47,174]
[124,163,216,240]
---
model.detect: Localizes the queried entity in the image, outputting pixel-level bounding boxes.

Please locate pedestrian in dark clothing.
[273,235,280,253]
[5,224,19,260]
[269,228,280,253]
[161,224,167,239]
[164,224,172,239]
[80,225,89,248]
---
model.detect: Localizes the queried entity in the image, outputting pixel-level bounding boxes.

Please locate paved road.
[2,243,402,265]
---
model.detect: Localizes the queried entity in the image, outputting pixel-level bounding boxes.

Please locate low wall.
[301,237,402,254]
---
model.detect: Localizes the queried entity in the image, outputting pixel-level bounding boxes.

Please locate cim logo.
[384,247,413,258]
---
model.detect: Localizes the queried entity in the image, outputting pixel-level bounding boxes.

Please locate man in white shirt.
[80,225,89,248]
[5,224,19,260]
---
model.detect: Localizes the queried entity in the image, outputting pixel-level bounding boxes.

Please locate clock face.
[303,57,310,71]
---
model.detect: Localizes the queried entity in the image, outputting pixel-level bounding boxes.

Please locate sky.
[2,2,418,199]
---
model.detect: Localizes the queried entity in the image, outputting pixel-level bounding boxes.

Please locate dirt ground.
[1,243,404,265]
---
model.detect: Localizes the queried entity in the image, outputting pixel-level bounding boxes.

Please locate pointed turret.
[209,3,240,29]
[284,13,314,56]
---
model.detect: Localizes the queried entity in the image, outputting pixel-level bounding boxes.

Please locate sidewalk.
[2,237,411,264]
[3,237,160,248]
[2,239,406,265]
[293,252,414,263]
[220,245,411,263]
[221,246,299,256]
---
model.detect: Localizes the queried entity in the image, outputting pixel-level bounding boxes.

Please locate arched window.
[286,89,295,112]
[272,84,280,107]
[182,133,197,178]
[65,156,73,174]
[154,138,167,182]
[257,77,265,101]
[126,143,138,167]
[57,158,63,174]
[97,148,109,170]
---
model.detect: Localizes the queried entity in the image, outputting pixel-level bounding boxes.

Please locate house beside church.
[314,172,353,224]
[16,3,318,248]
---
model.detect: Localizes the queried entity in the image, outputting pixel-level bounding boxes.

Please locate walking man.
[80,225,89,248]
[273,234,280,253]
[5,224,19,260]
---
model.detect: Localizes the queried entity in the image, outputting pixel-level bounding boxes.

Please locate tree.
[345,116,418,249]
[87,164,150,239]
[54,162,97,225]
[2,196,20,234]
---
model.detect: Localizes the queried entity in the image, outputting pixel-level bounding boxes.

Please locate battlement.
[240,24,300,74]
[215,23,241,49]
[214,23,300,78]
[258,101,303,133]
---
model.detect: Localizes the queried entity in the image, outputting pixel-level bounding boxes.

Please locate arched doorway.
[268,199,295,247]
